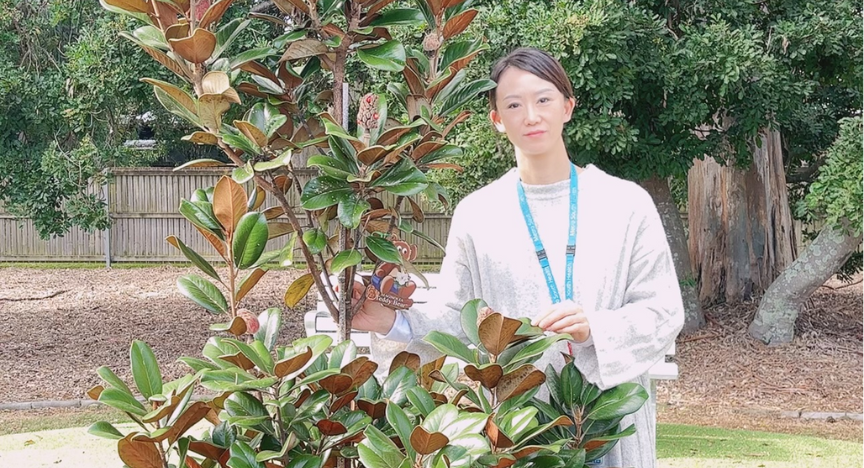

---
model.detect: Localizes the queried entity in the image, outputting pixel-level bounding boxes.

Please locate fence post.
[103,171,111,268]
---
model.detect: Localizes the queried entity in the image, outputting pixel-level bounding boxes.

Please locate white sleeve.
[376,310,413,343]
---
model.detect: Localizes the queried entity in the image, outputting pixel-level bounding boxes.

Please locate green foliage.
[436,0,861,205]
[0,1,163,238]
[799,117,863,237]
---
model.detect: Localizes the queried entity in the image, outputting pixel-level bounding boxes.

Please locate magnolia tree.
[89,2,649,467]
[101,0,494,339]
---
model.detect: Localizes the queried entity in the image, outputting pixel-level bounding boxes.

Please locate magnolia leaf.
[118,434,162,468]
[280,38,328,62]
[177,274,228,314]
[213,176,248,233]
[442,8,478,39]
[199,0,236,29]
[357,40,406,72]
[166,235,220,280]
[169,28,217,64]
[233,212,269,269]
[180,133,220,146]
[285,273,314,308]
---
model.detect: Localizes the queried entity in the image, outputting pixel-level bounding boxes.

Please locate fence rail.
[0,168,451,264]
[1,168,827,264]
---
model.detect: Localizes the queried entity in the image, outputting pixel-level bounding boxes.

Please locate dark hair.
[488,47,574,111]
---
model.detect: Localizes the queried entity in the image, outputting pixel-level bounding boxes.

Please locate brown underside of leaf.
[118,434,162,468]
[274,346,313,378]
[410,426,449,455]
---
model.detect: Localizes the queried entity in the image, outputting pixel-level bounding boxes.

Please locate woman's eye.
[538,97,550,104]
[507,103,519,109]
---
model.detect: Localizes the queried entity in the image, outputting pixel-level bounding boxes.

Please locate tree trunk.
[640,176,705,333]
[688,128,797,306]
[749,222,862,345]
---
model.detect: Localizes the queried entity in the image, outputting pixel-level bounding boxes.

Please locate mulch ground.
[0,266,861,425]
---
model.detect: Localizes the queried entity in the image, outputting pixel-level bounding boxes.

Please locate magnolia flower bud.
[357,93,380,131]
[422,32,442,52]
[477,306,494,327]
[237,309,260,334]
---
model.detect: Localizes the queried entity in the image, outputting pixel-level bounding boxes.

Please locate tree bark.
[640,176,705,333]
[688,128,797,306]
[749,222,862,345]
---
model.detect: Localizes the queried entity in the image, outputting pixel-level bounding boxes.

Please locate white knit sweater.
[374,164,684,468]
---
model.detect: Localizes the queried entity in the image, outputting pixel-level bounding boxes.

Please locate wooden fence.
[0,168,451,264]
[1,168,826,264]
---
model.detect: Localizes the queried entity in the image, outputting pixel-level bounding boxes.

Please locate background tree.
[749,117,863,345]
[670,0,862,307]
[0,0,274,238]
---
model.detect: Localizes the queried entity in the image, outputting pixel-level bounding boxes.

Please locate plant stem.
[218,142,339,318]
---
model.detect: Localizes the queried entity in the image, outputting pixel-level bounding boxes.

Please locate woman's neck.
[515,143,578,185]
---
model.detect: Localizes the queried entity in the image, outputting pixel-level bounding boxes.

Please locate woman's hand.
[531,301,591,343]
[332,279,397,335]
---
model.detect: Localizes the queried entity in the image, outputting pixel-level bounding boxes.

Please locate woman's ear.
[563,97,576,123]
[489,109,506,133]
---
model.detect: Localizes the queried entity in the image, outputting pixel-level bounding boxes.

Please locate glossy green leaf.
[330,249,362,275]
[232,161,255,184]
[221,131,261,155]
[132,24,167,49]
[585,383,648,421]
[177,274,228,314]
[130,340,162,399]
[338,195,369,229]
[214,18,251,60]
[385,402,417,459]
[228,440,265,468]
[507,334,571,368]
[365,236,403,264]
[438,78,496,116]
[254,308,282,351]
[179,199,224,239]
[459,299,486,348]
[87,421,125,440]
[369,9,425,27]
[246,102,287,138]
[233,212,269,268]
[229,46,277,70]
[440,38,488,71]
[307,155,357,179]
[97,366,133,394]
[301,176,353,210]
[560,363,583,411]
[358,425,410,468]
[406,387,436,417]
[152,86,203,129]
[302,228,328,255]
[357,40,406,72]
[98,387,147,416]
[166,235,220,280]
[381,366,417,406]
[370,159,428,195]
[423,331,476,365]
[226,338,274,375]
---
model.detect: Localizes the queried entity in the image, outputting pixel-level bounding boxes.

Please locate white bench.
[303,272,678,394]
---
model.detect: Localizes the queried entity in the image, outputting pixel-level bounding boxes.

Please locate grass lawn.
[657,423,863,468]
[1,408,860,468]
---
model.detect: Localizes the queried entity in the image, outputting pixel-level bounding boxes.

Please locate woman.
[350,47,684,468]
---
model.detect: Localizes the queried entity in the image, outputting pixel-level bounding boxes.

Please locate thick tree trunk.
[749,223,862,345]
[640,176,705,333]
[688,128,797,305]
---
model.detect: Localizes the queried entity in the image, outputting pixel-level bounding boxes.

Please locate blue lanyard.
[517,164,578,303]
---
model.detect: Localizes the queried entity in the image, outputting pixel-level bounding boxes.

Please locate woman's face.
[489,67,575,159]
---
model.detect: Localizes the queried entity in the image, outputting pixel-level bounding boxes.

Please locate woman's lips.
[525,130,546,137]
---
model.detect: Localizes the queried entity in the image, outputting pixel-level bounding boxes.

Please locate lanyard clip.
[536,249,548,262]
